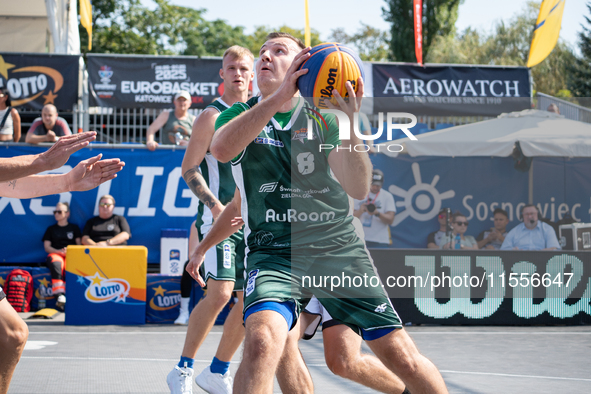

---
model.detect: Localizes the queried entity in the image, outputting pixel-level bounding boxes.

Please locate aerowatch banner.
[372,63,531,116]
[87,54,224,109]
[0,53,80,110]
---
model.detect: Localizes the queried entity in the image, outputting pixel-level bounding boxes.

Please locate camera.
[367,203,376,213]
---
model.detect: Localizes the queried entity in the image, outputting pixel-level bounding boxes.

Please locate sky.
[149,0,588,52]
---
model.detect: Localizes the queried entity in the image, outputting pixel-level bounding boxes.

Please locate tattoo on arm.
[183,167,219,209]
[9,180,17,189]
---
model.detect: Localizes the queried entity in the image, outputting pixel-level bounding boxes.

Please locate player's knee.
[326,354,356,378]
[3,319,29,354]
[245,325,278,360]
[392,352,420,378]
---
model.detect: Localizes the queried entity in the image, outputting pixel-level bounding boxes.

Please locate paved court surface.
[10,313,591,393]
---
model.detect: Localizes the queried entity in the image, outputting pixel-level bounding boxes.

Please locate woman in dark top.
[43,202,81,308]
[81,194,131,246]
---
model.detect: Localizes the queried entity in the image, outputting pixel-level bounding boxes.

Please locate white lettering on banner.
[405,255,591,320]
[381,77,522,97]
[121,81,219,96]
[462,195,585,223]
[162,167,199,217]
[29,166,72,215]
[127,167,164,217]
[0,198,25,215]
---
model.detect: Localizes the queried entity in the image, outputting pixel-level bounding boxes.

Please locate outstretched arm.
[0,131,97,182]
[0,154,124,198]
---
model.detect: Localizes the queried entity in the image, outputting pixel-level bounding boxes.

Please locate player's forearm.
[211,98,283,162]
[0,154,47,182]
[183,167,222,212]
[0,174,68,199]
[196,199,240,253]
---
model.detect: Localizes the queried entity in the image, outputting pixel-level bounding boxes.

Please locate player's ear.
[219,68,224,79]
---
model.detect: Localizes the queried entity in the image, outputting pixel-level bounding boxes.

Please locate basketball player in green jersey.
[202,33,448,393]
[166,46,254,394]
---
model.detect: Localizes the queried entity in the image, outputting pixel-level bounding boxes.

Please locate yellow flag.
[527,0,566,68]
[304,0,311,47]
[80,0,93,50]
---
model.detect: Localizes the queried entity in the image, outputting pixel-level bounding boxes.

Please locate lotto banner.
[0,53,80,111]
[146,274,181,324]
[87,54,223,109]
[65,246,147,325]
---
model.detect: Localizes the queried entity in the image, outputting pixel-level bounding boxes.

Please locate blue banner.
[0,145,195,264]
[2,146,590,265]
[371,154,591,248]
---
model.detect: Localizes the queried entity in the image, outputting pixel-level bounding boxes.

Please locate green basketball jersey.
[215,96,355,252]
[195,98,237,234]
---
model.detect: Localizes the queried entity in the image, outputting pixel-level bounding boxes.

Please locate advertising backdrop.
[0,53,80,110]
[87,54,223,109]
[372,63,531,116]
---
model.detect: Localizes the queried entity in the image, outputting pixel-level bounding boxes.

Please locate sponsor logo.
[107,224,115,231]
[245,269,259,297]
[35,278,53,300]
[95,66,117,97]
[169,249,181,260]
[388,162,455,226]
[259,182,278,193]
[149,285,181,311]
[254,137,284,148]
[254,231,274,246]
[84,273,130,303]
[292,127,315,144]
[374,303,388,313]
[265,208,335,223]
[223,244,232,269]
[0,55,66,106]
[67,232,74,240]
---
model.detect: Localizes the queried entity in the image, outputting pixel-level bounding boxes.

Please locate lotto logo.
[223,244,231,269]
[374,303,388,313]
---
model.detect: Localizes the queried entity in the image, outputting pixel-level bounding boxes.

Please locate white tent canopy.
[382,109,591,158]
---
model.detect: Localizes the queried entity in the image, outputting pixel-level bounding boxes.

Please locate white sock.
[179,297,190,313]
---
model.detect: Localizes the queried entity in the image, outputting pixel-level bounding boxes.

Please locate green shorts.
[198,229,245,291]
[243,233,402,333]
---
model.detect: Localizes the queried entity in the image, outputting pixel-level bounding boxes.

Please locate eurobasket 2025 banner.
[87,54,224,109]
[0,53,80,110]
[372,63,531,116]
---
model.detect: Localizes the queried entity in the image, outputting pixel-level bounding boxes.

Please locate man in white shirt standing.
[354,169,396,247]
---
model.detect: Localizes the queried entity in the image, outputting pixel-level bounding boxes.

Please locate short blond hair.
[223,46,254,63]
[100,194,115,206]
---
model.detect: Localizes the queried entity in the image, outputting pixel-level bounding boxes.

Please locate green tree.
[426,1,576,96]
[568,2,591,97]
[329,24,390,61]
[245,25,322,56]
[79,0,250,56]
[382,0,462,62]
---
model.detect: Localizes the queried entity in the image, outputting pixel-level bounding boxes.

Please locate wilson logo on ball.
[297,43,365,109]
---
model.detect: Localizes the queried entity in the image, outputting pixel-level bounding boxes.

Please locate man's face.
[522,207,538,228]
[257,37,300,93]
[370,183,382,194]
[42,106,58,129]
[493,213,509,231]
[453,216,469,235]
[220,56,254,95]
[99,198,115,219]
[174,97,190,112]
